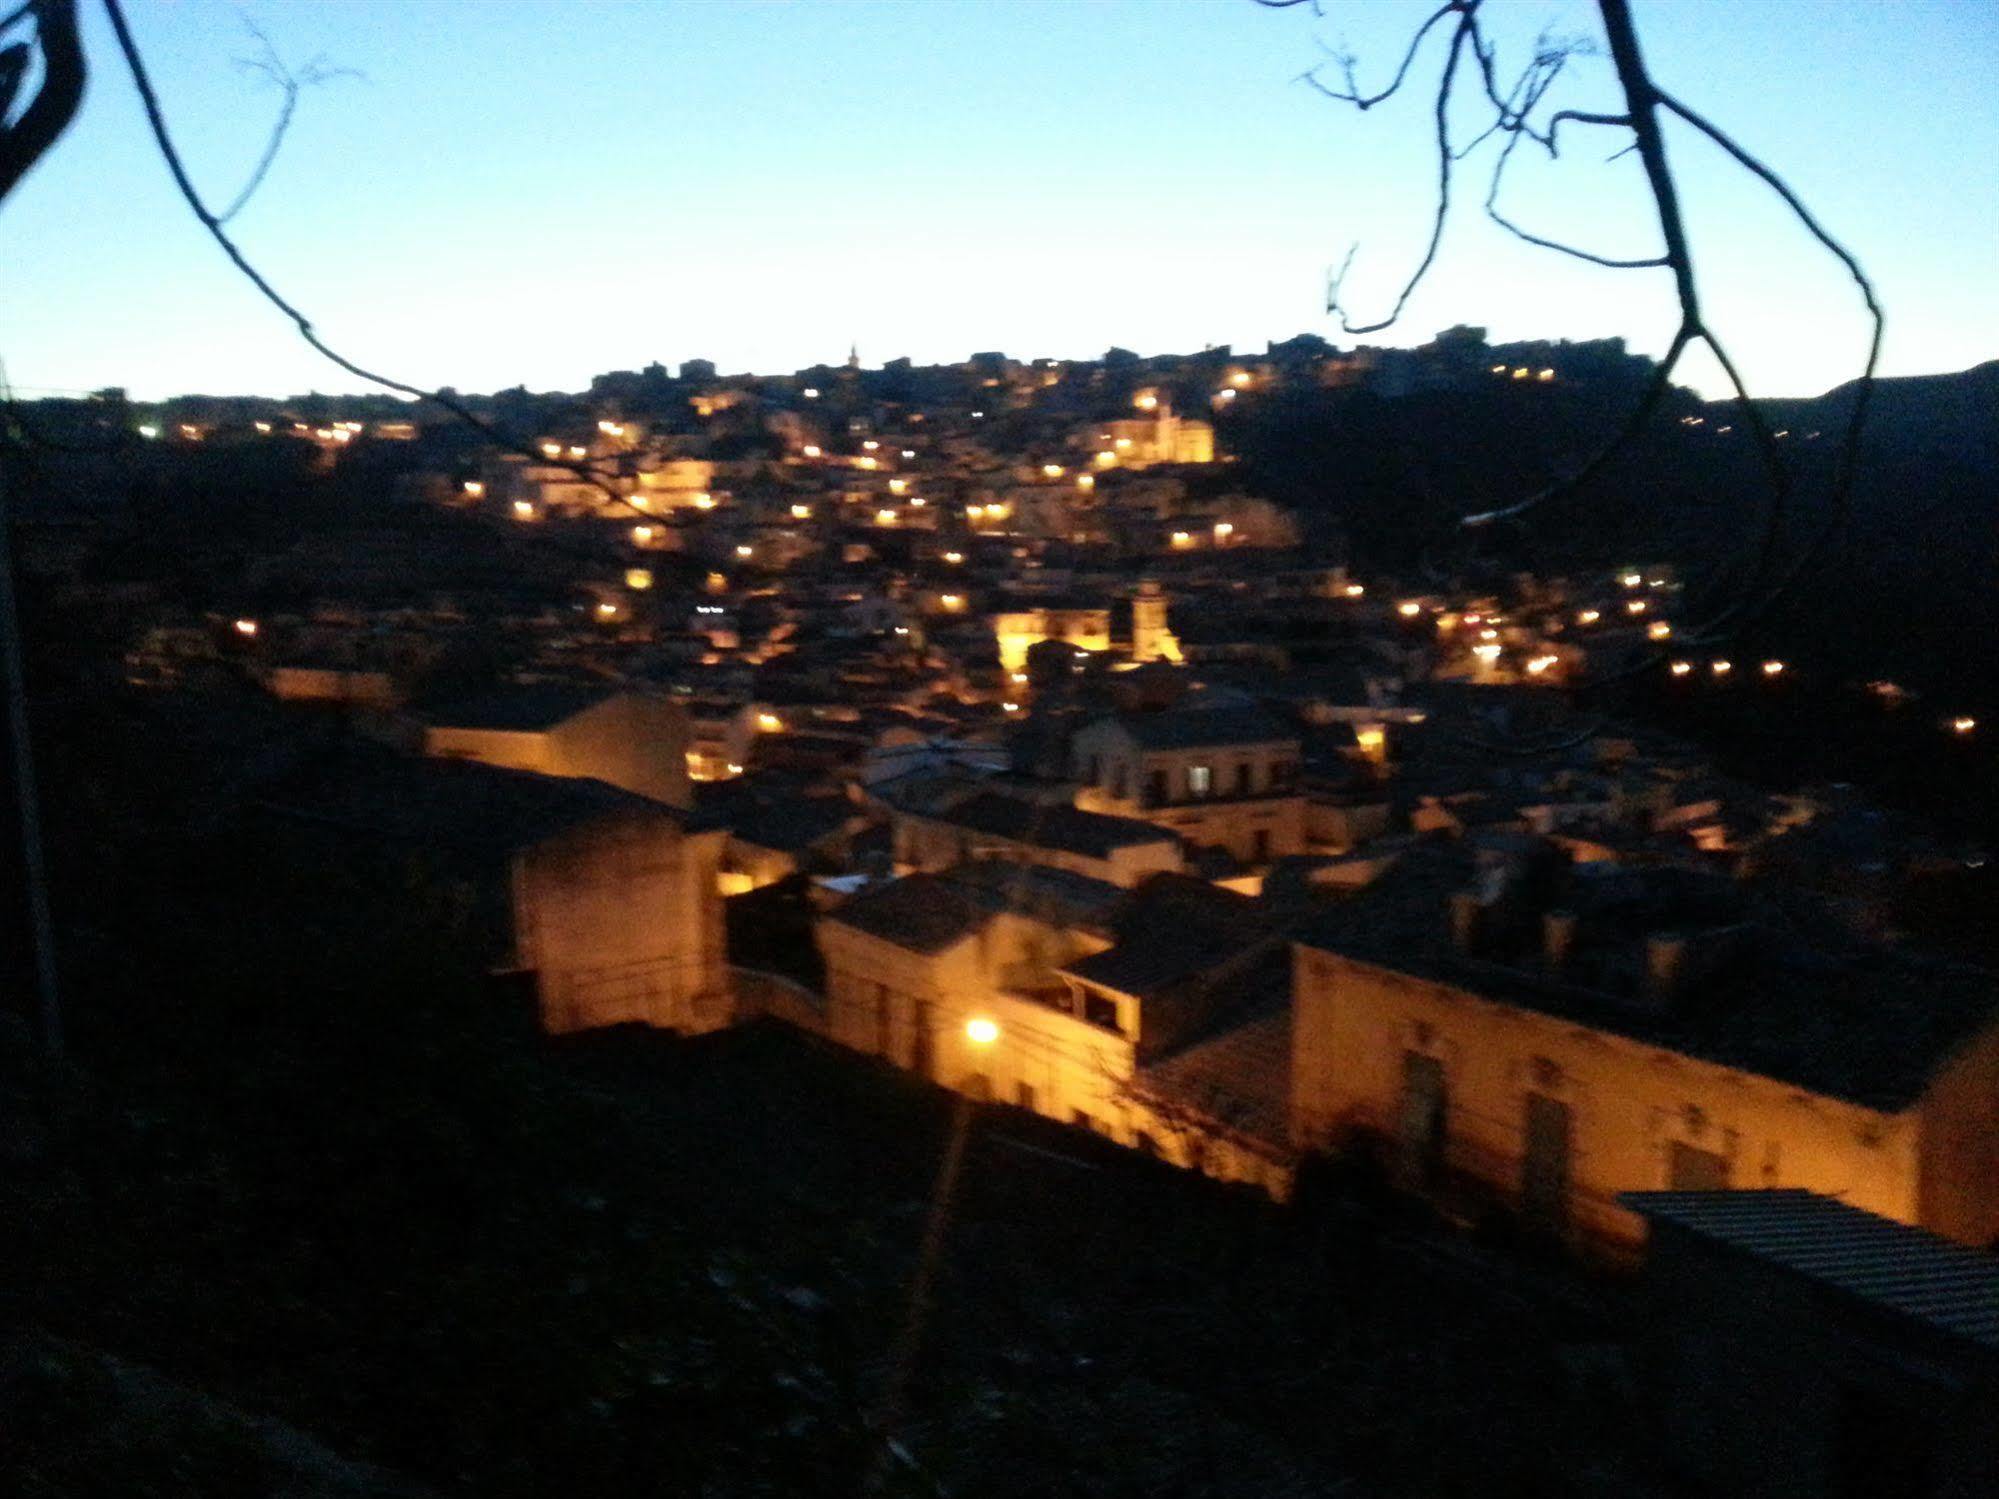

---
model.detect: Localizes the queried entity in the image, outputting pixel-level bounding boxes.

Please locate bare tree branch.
[0,0,84,206]
[99,0,646,521]
[218,16,364,224]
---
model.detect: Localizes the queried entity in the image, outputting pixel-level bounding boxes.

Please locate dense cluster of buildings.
[72,335,1999,1274]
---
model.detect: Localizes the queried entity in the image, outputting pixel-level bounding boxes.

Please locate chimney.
[1542,909,1578,970]
[1449,890,1482,953]
[1642,924,1748,1009]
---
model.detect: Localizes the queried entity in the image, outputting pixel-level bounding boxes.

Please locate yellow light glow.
[1096,450,1117,466]
[757,712,783,733]
[1215,388,1236,403]
[1670,660,1693,676]
[1537,369,1555,382]
[1230,370,1252,388]
[1398,601,1422,617]
[254,421,273,434]
[1009,671,1027,684]
[596,602,618,618]
[857,456,877,470]
[802,444,821,458]
[1134,392,1159,411]
[1512,367,1529,380]
[1621,572,1643,587]
[512,501,535,519]
[706,572,727,592]
[1950,716,1976,734]
[1648,621,1673,640]
[1115,437,1133,450]
[1525,655,1557,675]
[1344,583,1365,598]
[632,524,654,543]
[463,480,485,498]
[630,495,650,511]
[735,544,753,557]
[567,445,586,460]
[691,494,717,511]
[965,1017,1000,1045]
[1075,475,1093,491]
[1042,463,1064,478]
[802,387,819,399]
[1214,521,1234,539]
[943,551,963,564]
[598,420,624,436]
[790,504,811,519]
[625,568,653,590]
[1626,599,1648,615]
[232,618,258,637]
[1472,643,1502,662]
[1761,660,1785,676]
[1356,726,1386,754]
[726,762,744,775]
[1712,659,1733,675]
[863,440,879,451]
[875,509,898,526]
[1001,702,1020,713]
[1577,609,1600,625]
[1170,530,1193,548]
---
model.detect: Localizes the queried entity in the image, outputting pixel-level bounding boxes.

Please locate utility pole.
[0,459,61,1056]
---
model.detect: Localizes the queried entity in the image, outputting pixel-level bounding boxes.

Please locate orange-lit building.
[1289,839,1999,1250]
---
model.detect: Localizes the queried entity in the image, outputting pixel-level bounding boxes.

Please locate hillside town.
[31,332,1986,1239]
[10,330,1998,1496]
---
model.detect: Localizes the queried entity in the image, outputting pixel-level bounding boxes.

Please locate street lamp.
[965,1017,999,1046]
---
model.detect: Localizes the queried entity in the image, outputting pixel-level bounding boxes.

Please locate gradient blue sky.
[3,0,1994,400]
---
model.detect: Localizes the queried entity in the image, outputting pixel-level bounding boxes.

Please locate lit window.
[1188,764,1212,797]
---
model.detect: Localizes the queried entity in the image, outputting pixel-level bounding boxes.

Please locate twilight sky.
[3,0,1995,401]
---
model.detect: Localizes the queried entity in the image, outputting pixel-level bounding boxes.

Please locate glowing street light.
[735,543,754,558]
[1670,660,1693,676]
[1950,716,1977,735]
[1648,621,1673,640]
[232,618,258,637]
[463,480,485,498]
[965,1017,1000,1046]
[790,504,812,519]
[943,550,964,564]
[757,712,783,733]
[1398,601,1422,618]
[1761,660,1786,676]
[625,568,653,590]
[1711,659,1733,676]
[1577,609,1601,625]
[512,500,536,520]
[1344,583,1365,598]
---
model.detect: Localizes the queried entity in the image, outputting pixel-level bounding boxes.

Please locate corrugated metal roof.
[1620,1189,1999,1351]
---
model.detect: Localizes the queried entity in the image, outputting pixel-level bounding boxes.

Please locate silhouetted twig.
[218,17,363,224]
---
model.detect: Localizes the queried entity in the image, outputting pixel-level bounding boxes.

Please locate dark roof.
[926,792,1179,858]
[726,795,857,855]
[827,862,1124,955]
[824,872,994,954]
[423,684,612,732]
[260,751,672,859]
[1136,1006,1294,1150]
[1621,1190,1999,1352]
[1060,875,1270,1000]
[1295,839,1999,1111]
[1095,705,1296,752]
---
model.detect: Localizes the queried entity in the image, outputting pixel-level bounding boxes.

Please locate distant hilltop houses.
[38,318,1993,1272]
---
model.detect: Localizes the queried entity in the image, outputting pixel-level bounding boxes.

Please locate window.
[1400,1051,1448,1185]
[1015,1081,1038,1113]
[1083,989,1120,1031]
[1187,764,1212,797]
[1236,761,1254,796]
[1521,1093,1572,1234]
[1251,829,1270,863]
[1667,1140,1729,1190]
[1146,768,1168,806]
